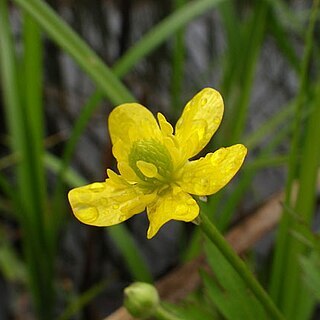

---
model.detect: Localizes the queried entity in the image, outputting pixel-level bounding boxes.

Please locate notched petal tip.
[146,187,199,239]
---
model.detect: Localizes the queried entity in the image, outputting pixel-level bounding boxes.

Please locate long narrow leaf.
[203,242,268,320]
[113,0,226,77]
[12,0,134,104]
[269,2,320,317]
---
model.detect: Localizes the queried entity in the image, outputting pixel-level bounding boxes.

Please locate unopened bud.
[124,282,160,319]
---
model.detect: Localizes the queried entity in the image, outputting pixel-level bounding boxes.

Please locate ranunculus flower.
[68,88,247,238]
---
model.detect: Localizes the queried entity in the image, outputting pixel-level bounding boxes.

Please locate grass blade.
[269,1,320,318]
[108,225,153,282]
[12,0,134,104]
[0,2,55,318]
[113,0,226,77]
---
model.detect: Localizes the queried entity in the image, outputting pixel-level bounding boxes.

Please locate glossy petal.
[108,103,161,145]
[175,88,224,159]
[68,175,156,227]
[177,144,247,196]
[108,103,162,167]
[146,186,199,238]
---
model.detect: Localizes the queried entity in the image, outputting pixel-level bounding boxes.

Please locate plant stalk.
[154,305,181,320]
[199,211,285,320]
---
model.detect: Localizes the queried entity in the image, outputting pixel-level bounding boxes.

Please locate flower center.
[128,139,173,186]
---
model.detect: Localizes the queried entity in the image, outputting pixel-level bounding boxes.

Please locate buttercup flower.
[68,88,247,238]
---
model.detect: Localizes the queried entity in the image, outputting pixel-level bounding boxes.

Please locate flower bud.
[124,282,160,319]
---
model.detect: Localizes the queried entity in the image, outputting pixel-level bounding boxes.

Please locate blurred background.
[0,0,319,319]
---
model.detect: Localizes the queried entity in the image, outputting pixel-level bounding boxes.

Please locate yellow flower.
[68,88,247,239]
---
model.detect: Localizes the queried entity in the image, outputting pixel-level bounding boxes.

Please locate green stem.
[199,211,285,320]
[154,305,181,320]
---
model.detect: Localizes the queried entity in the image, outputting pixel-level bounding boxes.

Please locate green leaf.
[108,225,153,283]
[203,242,268,320]
[163,300,217,320]
[300,253,320,301]
[12,0,134,105]
[58,279,110,320]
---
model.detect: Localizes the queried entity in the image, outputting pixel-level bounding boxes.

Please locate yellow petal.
[175,88,224,159]
[177,144,247,196]
[146,186,199,239]
[108,103,161,161]
[68,177,155,227]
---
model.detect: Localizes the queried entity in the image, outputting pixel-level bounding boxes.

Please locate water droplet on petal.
[194,178,209,194]
[76,206,98,223]
[117,192,134,202]
[200,178,209,186]
[201,98,207,106]
[119,215,126,222]
[112,204,119,210]
[100,199,109,206]
[212,148,227,164]
[187,199,195,205]
[76,190,93,202]
[89,182,105,192]
[197,126,206,141]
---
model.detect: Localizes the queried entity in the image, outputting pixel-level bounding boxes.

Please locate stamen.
[157,113,173,136]
[136,160,158,178]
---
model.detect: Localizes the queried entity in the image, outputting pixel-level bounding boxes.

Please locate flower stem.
[154,305,181,320]
[199,211,285,320]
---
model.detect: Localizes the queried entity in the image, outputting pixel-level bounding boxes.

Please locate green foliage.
[0,230,27,284]
[269,0,320,318]
[164,300,217,320]
[203,242,268,320]
[291,216,320,304]
[0,1,53,318]
[58,279,110,320]
[301,253,320,302]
